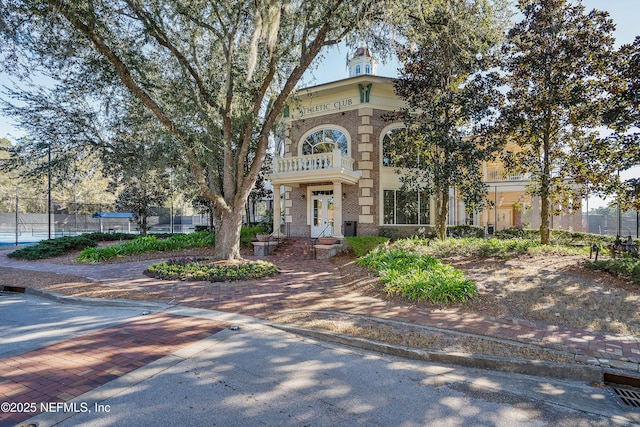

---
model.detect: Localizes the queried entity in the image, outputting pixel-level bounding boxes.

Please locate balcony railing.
[486,167,528,183]
[274,149,355,174]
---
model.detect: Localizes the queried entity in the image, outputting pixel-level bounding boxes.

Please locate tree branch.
[48,0,184,139]
[124,0,216,108]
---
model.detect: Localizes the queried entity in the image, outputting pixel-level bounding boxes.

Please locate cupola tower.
[348,47,377,77]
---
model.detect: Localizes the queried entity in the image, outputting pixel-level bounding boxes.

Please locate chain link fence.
[0,195,210,246]
[585,210,639,238]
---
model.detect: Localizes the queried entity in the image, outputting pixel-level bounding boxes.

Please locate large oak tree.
[0,0,392,259]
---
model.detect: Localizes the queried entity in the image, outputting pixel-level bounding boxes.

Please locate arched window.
[381,126,406,167]
[301,128,349,156]
[355,65,361,75]
[365,64,371,74]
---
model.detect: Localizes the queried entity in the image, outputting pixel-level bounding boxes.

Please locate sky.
[305,0,640,84]
[1,0,638,208]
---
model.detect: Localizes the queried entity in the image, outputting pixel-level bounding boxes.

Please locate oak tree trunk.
[213,208,244,260]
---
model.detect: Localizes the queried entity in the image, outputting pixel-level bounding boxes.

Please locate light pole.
[617,170,621,237]
[168,167,174,234]
[15,186,20,246]
[48,141,52,240]
[71,176,81,235]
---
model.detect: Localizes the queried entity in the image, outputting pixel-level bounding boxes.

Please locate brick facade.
[282,101,402,237]
[271,74,582,238]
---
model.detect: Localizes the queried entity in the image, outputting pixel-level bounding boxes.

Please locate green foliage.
[378,228,401,240]
[586,257,640,282]
[241,225,264,247]
[500,1,617,244]
[494,227,539,240]
[257,208,274,234]
[391,0,507,240]
[114,177,167,235]
[6,232,138,260]
[8,235,98,260]
[77,231,215,263]
[593,35,640,210]
[84,232,138,242]
[495,228,620,247]
[412,227,436,239]
[0,0,392,260]
[447,225,485,238]
[344,236,390,257]
[145,258,279,282]
[399,237,587,259]
[357,246,477,305]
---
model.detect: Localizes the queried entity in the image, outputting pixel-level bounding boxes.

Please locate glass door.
[311,192,334,237]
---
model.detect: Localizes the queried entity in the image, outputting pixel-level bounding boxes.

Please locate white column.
[332,148,342,169]
[272,184,283,238]
[333,181,343,238]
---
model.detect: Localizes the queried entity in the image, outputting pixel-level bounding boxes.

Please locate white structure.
[348,47,377,77]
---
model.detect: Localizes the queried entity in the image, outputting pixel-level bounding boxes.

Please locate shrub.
[344,236,390,257]
[7,232,139,260]
[447,225,485,238]
[495,227,619,247]
[586,256,640,282]
[378,227,401,240]
[412,227,435,239]
[145,258,279,282]
[8,235,98,260]
[494,228,539,240]
[84,232,137,242]
[241,225,264,247]
[415,237,590,258]
[77,231,215,263]
[357,246,477,305]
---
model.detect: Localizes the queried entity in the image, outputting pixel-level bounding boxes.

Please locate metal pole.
[15,187,19,246]
[617,170,621,237]
[170,169,174,234]
[48,142,52,240]
[73,179,78,235]
[494,185,497,232]
[585,190,588,233]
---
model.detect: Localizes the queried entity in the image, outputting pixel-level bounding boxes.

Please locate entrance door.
[311,191,334,238]
[496,208,513,231]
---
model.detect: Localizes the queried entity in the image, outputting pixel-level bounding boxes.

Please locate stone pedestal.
[314,243,345,260]
[252,241,279,256]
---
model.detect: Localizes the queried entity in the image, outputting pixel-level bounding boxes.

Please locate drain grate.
[611,386,640,409]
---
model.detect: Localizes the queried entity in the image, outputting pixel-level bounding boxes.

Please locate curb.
[270,323,625,384]
[1,285,175,310]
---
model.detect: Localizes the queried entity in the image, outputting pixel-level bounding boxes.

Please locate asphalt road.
[3,293,638,427]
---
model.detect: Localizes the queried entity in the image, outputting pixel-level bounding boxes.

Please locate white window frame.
[298,125,351,157]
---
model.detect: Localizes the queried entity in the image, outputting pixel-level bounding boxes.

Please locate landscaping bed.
[144,257,279,282]
[332,251,640,337]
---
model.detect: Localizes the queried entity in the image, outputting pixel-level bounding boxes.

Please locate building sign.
[295,97,356,117]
